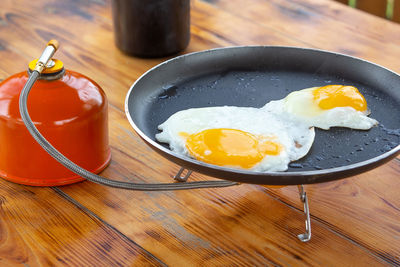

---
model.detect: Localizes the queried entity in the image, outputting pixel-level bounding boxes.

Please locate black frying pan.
[125,46,400,185]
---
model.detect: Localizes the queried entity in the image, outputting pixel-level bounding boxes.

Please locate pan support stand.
[173,167,311,242]
[297,184,311,242]
[174,167,193,182]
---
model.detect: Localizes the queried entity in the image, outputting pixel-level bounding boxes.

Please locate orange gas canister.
[0,59,111,186]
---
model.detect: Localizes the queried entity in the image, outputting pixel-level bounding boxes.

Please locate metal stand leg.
[174,167,193,182]
[297,184,311,242]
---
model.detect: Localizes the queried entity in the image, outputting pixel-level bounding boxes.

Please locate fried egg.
[156,85,378,172]
[156,106,315,172]
[263,85,378,130]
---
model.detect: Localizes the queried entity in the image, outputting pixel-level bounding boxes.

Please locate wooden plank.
[0,180,165,266]
[202,0,400,73]
[293,0,400,39]
[394,0,400,22]
[356,0,388,19]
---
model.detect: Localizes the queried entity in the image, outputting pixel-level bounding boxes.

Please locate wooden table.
[1,0,400,265]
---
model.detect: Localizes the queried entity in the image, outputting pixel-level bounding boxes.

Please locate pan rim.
[125,45,400,180]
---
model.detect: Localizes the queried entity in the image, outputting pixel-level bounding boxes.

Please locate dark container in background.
[111,0,190,58]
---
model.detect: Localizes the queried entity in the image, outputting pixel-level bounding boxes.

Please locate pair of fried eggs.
[156,85,378,172]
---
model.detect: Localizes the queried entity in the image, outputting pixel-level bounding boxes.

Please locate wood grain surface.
[0,0,399,266]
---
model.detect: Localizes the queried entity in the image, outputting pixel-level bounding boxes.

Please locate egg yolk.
[183,128,282,169]
[313,85,367,112]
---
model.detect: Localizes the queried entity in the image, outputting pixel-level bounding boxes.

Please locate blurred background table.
[0,0,399,265]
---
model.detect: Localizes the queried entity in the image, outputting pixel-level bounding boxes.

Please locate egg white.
[156,106,315,172]
[263,87,378,130]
